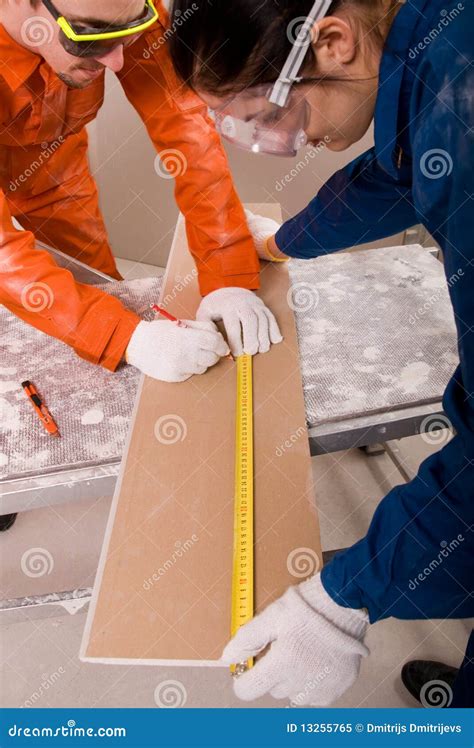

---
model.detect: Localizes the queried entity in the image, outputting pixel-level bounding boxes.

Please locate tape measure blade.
[230,354,254,672]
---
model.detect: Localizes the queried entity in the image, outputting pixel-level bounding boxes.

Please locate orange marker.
[21,381,60,437]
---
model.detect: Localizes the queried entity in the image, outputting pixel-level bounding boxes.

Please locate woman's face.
[299,75,380,152]
[199,75,379,156]
[199,14,384,155]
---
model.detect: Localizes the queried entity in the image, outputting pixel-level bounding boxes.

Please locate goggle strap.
[269,0,333,107]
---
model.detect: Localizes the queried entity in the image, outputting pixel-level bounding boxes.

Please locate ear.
[311,16,357,70]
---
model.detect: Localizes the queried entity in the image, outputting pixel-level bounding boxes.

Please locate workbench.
[0,233,458,618]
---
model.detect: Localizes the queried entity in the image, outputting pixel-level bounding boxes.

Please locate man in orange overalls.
[0,0,282,382]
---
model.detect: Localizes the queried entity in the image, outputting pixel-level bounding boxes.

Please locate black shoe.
[0,513,17,531]
[402,660,458,707]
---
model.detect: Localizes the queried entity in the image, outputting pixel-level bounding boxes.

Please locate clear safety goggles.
[213,86,310,157]
[212,0,332,157]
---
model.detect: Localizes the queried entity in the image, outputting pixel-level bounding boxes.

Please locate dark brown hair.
[169,0,399,94]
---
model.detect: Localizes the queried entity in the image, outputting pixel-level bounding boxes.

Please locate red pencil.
[151,304,188,327]
[150,304,234,360]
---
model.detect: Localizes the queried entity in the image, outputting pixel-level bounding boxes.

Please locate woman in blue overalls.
[170,0,474,706]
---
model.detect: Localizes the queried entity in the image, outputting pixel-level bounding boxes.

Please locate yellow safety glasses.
[41,0,159,57]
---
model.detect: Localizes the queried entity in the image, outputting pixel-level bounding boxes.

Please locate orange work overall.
[0,3,259,369]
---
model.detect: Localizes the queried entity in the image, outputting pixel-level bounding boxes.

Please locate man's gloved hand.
[222,573,369,706]
[196,287,283,357]
[245,209,285,261]
[126,319,230,382]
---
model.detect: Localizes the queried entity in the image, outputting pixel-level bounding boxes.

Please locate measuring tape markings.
[230,354,254,676]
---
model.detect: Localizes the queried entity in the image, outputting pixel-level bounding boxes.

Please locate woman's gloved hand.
[126,319,230,382]
[244,209,288,262]
[196,287,283,357]
[221,573,369,706]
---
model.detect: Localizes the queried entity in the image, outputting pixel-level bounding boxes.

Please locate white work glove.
[222,573,369,706]
[126,319,229,382]
[245,209,282,261]
[197,288,282,357]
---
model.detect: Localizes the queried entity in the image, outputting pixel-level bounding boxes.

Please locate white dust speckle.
[324,287,347,303]
[442,351,459,366]
[422,277,445,291]
[5,340,24,354]
[90,440,119,459]
[81,408,104,426]
[0,381,18,394]
[110,415,129,426]
[313,319,335,333]
[0,367,17,376]
[35,449,52,463]
[56,598,89,615]
[400,362,431,394]
[363,346,381,361]
[0,398,21,432]
[341,393,368,412]
[379,374,398,385]
[0,453,8,467]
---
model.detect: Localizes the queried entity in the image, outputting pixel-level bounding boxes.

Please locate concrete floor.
[1,259,471,710]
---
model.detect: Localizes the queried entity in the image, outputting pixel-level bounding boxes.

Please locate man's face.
[15,0,147,88]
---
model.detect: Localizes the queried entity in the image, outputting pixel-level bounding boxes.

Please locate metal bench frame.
[1,230,450,618]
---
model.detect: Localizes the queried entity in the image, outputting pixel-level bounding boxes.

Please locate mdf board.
[81,204,321,666]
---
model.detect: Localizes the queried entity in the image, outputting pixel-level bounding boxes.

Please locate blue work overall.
[277,0,474,683]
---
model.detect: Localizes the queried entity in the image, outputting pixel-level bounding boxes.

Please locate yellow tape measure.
[230,354,254,676]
